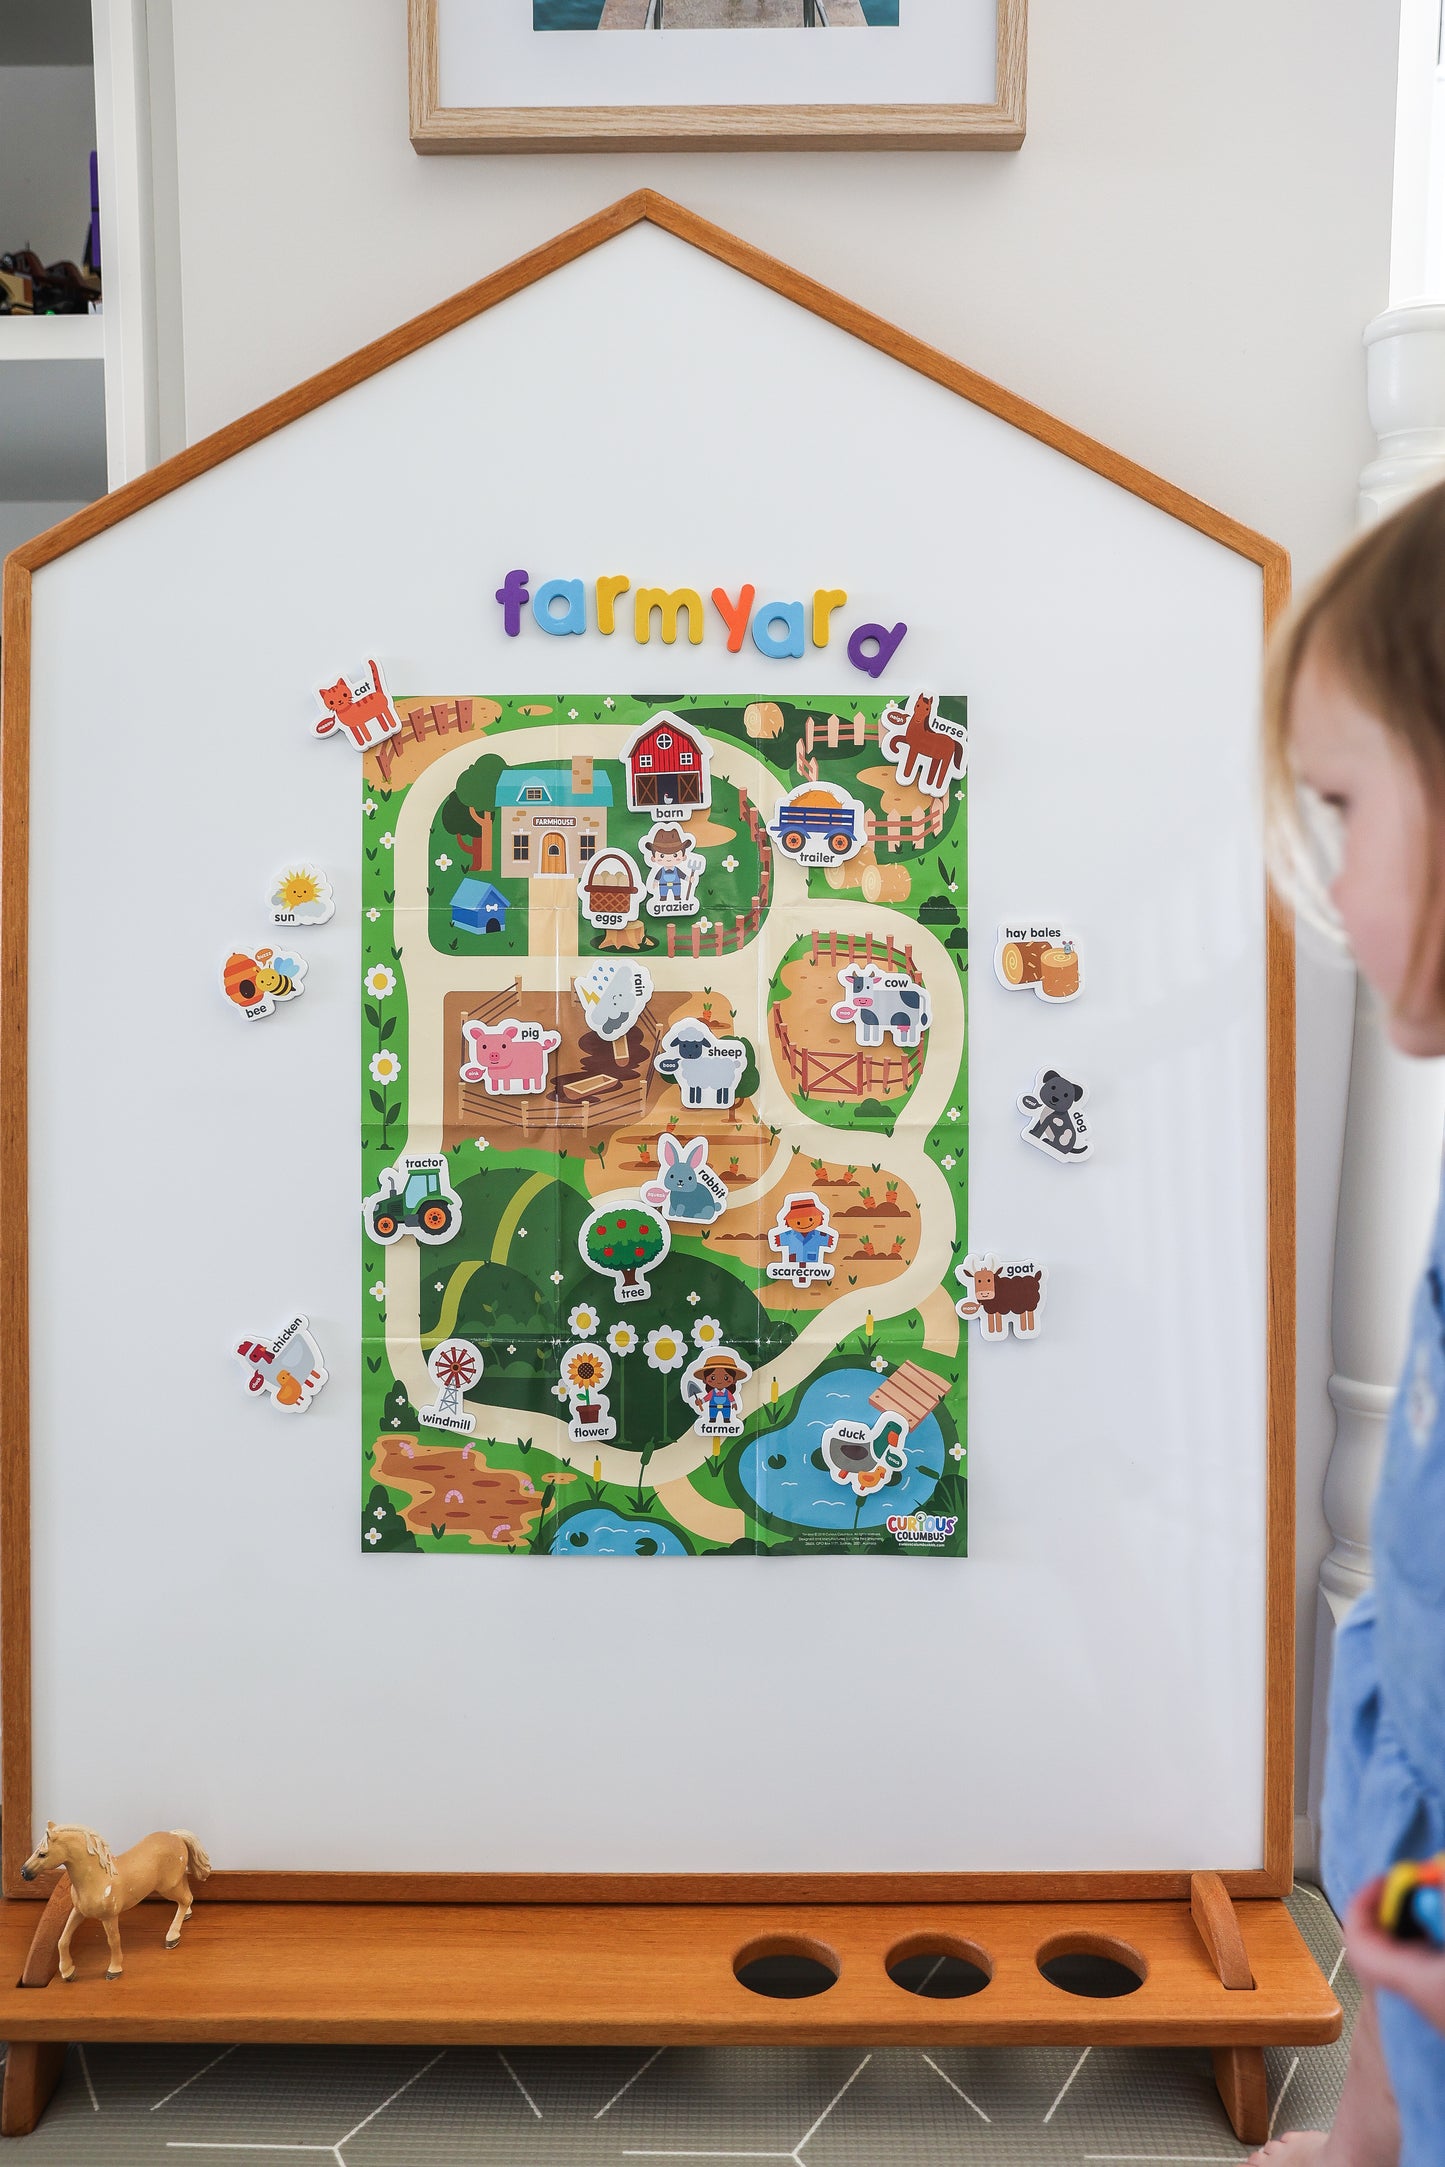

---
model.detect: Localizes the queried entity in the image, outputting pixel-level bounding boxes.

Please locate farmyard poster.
[361,695,967,1557]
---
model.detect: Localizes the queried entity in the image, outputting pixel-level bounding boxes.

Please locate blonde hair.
[1264,479,1445,997]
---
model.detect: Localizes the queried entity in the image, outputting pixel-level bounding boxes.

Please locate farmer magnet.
[681,1344,752,1440]
[640,824,706,918]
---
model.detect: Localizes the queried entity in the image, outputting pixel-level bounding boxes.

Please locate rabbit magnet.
[640,1134,729,1225]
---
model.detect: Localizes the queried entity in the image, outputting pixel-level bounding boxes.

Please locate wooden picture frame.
[408,0,1027,153]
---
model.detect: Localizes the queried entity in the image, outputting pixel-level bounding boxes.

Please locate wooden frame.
[0,188,1295,1913]
[407,0,1027,153]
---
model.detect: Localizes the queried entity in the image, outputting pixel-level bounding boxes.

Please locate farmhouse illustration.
[498,756,611,878]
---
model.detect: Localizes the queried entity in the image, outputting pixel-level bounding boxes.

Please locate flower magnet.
[561,1342,616,1446]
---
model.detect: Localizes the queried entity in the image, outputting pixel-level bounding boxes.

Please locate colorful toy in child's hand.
[1379,1856,1445,1946]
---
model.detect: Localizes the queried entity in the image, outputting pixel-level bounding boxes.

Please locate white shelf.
[0,313,104,362]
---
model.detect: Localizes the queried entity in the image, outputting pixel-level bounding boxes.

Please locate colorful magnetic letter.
[711,584,755,654]
[830,964,931,1049]
[532,579,587,637]
[994,921,1083,1002]
[222,947,307,1021]
[579,1204,671,1303]
[641,1135,728,1224]
[268,863,335,927]
[878,692,967,796]
[459,1018,561,1095]
[1018,1069,1091,1163]
[313,659,402,751]
[766,1192,839,1288]
[681,1343,752,1439]
[847,621,910,680]
[654,1022,748,1109]
[751,601,805,661]
[235,1314,328,1413]
[364,1154,463,1247]
[495,569,531,637]
[770,782,866,868]
[955,1255,1047,1342]
[420,1339,485,1435]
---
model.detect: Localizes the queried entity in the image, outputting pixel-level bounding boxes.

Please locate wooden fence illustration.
[664,791,773,958]
[771,1010,919,1103]
[809,928,920,980]
[792,728,946,854]
[373,699,484,785]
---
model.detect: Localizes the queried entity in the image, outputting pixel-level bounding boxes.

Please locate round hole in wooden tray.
[885,1932,992,1999]
[733,1934,840,1999]
[1036,1931,1147,1998]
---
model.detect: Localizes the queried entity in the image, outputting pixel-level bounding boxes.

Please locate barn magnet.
[878,693,968,798]
[419,1338,485,1435]
[681,1344,752,1440]
[641,1135,728,1224]
[235,1314,328,1413]
[994,922,1083,1002]
[364,1154,463,1247]
[268,863,335,927]
[221,947,307,1020]
[561,1342,616,1446]
[830,964,931,1050]
[1018,1069,1091,1163]
[574,960,653,1047]
[313,658,403,752]
[769,783,866,868]
[460,1018,561,1096]
[766,1192,839,1288]
[654,1022,749,1110]
[639,824,706,918]
[820,1411,909,1496]
[621,713,713,816]
[577,849,644,933]
[579,1204,671,1303]
[955,1256,1046,1342]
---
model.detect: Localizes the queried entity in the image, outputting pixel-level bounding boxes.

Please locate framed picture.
[408,0,1025,153]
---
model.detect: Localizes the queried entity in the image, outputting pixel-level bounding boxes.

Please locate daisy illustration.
[692,1316,724,1350]
[369,1049,402,1086]
[644,1324,687,1374]
[364,964,396,999]
[568,1303,600,1339]
[607,1321,639,1358]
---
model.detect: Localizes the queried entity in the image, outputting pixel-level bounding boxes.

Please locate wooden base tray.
[0,1888,1341,2144]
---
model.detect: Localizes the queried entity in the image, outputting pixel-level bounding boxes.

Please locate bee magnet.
[222,947,307,1020]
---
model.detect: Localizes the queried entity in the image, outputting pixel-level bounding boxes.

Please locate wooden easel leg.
[1,2041,68,2137]
[1213,2044,1269,2146]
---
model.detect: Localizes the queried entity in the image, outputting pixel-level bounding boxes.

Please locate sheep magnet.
[955,1255,1047,1342]
[420,1339,485,1436]
[221,946,307,1021]
[681,1344,752,1440]
[641,1135,728,1225]
[268,862,335,927]
[820,1412,910,1496]
[579,1204,671,1304]
[654,1022,748,1110]
[364,1154,463,1248]
[878,692,968,798]
[994,921,1083,1002]
[1018,1069,1091,1163]
[460,1018,561,1096]
[235,1314,328,1413]
[561,1342,616,1446]
[640,824,706,918]
[766,1192,839,1288]
[313,658,403,752]
[573,960,653,1046]
[831,964,931,1050]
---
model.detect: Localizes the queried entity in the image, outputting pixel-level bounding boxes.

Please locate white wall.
[162,0,1401,1843]
[0,66,95,265]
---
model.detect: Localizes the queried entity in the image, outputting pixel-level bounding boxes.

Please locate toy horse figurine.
[21,1822,211,1981]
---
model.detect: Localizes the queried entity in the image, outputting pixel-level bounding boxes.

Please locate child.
[1252,480,1445,2163]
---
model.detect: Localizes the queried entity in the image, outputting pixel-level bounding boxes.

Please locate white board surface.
[24,221,1268,1873]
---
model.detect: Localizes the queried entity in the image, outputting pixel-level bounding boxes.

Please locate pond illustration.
[550,1509,689,1557]
[738,1367,946,1529]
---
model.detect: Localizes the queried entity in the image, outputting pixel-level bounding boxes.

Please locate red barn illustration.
[623,714,711,813]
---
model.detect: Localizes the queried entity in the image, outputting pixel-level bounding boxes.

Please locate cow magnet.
[561,1342,616,1445]
[574,960,653,1045]
[364,1154,463,1247]
[268,863,335,927]
[578,849,644,932]
[830,965,931,1050]
[770,783,867,868]
[640,825,706,918]
[681,1344,752,1440]
[654,1022,749,1110]
[766,1192,839,1288]
[820,1411,909,1496]
[420,1339,485,1435]
[1018,1069,1091,1164]
[641,1135,728,1225]
[221,947,307,1021]
[313,658,403,752]
[955,1255,1047,1342]
[579,1204,671,1303]
[994,921,1083,1003]
[878,693,968,798]
[460,1018,561,1096]
[235,1314,328,1413]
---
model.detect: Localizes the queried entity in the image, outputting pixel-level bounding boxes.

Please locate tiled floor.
[3,1888,1351,2162]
